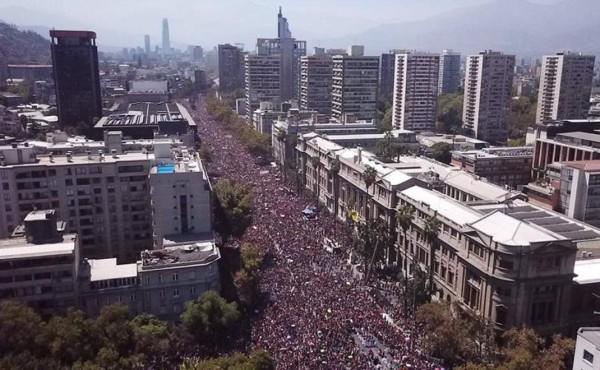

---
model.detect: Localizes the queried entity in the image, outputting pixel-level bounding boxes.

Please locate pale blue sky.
[0,0,564,49]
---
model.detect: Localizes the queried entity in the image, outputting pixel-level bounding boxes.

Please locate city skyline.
[0,0,583,55]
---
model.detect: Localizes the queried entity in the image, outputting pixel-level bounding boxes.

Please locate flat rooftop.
[0,234,77,260]
[453,147,533,159]
[140,240,219,270]
[89,258,137,282]
[96,102,195,128]
[563,160,600,172]
[400,186,482,226]
[557,131,600,142]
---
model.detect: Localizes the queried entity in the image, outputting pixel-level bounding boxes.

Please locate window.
[584,350,594,364]
[190,286,197,295]
[158,275,163,283]
[172,272,178,281]
[159,291,165,298]
[498,259,513,270]
[173,289,180,298]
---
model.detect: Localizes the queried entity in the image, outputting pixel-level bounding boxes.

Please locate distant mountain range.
[0,21,50,80]
[322,0,600,57]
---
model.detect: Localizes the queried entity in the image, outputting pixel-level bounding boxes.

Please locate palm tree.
[396,205,415,273]
[310,155,321,202]
[330,158,341,219]
[423,214,441,295]
[276,129,287,175]
[363,165,377,221]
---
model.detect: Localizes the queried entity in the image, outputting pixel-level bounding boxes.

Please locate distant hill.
[325,0,600,57]
[0,20,51,82]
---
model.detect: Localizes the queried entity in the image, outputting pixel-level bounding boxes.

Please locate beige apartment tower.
[392,52,440,131]
[300,55,333,117]
[536,52,595,123]
[244,54,281,122]
[331,49,379,121]
[463,50,515,143]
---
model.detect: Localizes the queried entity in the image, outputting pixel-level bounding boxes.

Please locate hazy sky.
[0,0,564,49]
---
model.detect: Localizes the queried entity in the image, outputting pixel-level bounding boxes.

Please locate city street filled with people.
[188,96,441,369]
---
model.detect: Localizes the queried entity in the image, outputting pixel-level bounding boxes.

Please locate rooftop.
[0,235,77,260]
[24,209,55,222]
[468,210,562,246]
[563,160,600,172]
[400,186,482,226]
[140,241,219,270]
[557,131,600,142]
[88,258,137,282]
[578,327,600,347]
[96,103,194,128]
[452,146,534,159]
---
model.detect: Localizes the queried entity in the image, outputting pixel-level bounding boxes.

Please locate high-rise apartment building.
[379,52,396,99]
[144,35,151,55]
[245,54,281,122]
[536,52,595,123]
[300,55,333,116]
[218,44,245,93]
[331,50,379,122]
[392,52,440,131]
[463,50,515,143]
[50,30,102,130]
[162,19,170,53]
[438,49,461,94]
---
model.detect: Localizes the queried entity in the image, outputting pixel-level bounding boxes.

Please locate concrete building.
[50,30,102,130]
[244,54,281,122]
[573,328,600,370]
[0,210,79,315]
[162,19,170,53]
[463,50,515,143]
[438,50,461,94]
[558,161,600,228]
[95,102,196,142]
[536,52,595,123]
[144,35,151,55]
[79,239,220,319]
[392,52,440,131]
[218,44,245,93]
[397,186,577,333]
[149,146,212,249]
[300,55,333,116]
[418,133,489,151]
[379,52,397,99]
[125,80,169,104]
[451,146,534,188]
[323,130,419,153]
[331,51,379,122]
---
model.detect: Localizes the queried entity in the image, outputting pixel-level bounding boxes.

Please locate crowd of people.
[189,96,442,370]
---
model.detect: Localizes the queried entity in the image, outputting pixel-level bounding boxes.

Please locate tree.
[362,165,378,220]
[330,158,341,219]
[376,131,396,161]
[42,309,100,366]
[508,95,537,142]
[213,179,253,242]
[355,218,388,281]
[131,314,170,358]
[436,93,464,134]
[0,301,44,356]
[234,244,264,307]
[181,349,274,370]
[310,155,321,201]
[430,142,453,164]
[423,215,441,290]
[396,204,415,314]
[377,106,393,133]
[180,290,240,342]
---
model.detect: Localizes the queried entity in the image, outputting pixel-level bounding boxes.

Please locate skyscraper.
[50,30,102,130]
[162,18,170,53]
[392,52,440,131]
[144,34,151,55]
[536,52,595,123]
[218,44,245,93]
[331,48,379,121]
[462,50,515,143]
[246,8,306,120]
[438,50,461,94]
[300,54,333,116]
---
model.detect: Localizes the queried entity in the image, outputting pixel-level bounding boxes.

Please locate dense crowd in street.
[189,96,441,369]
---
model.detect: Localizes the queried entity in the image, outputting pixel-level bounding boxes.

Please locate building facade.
[558,161,600,228]
[573,328,600,370]
[300,55,333,116]
[463,51,515,143]
[438,50,461,95]
[392,52,440,131]
[536,52,595,123]
[331,53,379,122]
[218,44,245,93]
[50,30,102,130]
[244,54,281,122]
[0,210,79,315]
[379,52,396,99]
[451,146,533,188]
